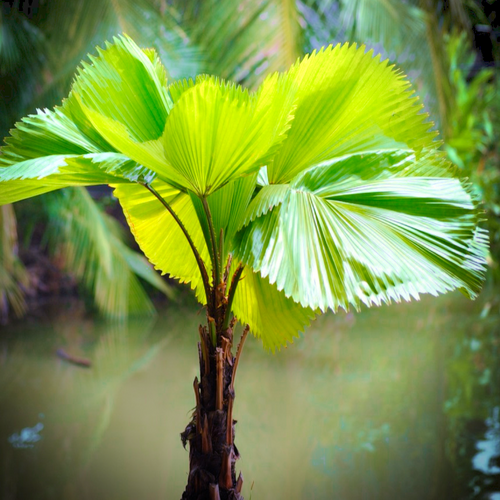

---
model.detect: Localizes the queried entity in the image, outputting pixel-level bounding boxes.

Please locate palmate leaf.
[112,181,212,300]
[0,37,171,204]
[0,34,488,351]
[263,42,437,184]
[0,153,142,205]
[71,34,172,142]
[161,77,255,195]
[113,176,312,350]
[70,37,293,196]
[161,76,294,196]
[231,265,316,352]
[195,174,258,259]
[75,104,189,189]
[0,104,148,205]
[112,175,255,299]
[235,151,488,313]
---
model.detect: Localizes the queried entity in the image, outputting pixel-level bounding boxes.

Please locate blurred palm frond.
[42,187,174,319]
[0,204,30,323]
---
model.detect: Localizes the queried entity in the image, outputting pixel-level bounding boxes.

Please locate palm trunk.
[180,319,248,500]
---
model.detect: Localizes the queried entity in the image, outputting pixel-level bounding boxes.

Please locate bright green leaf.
[235,151,488,313]
[72,34,172,142]
[239,183,291,228]
[0,154,134,205]
[231,265,316,352]
[112,181,212,301]
[76,104,187,189]
[0,105,145,205]
[264,43,437,184]
[206,174,258,255]
[161,76,293,196]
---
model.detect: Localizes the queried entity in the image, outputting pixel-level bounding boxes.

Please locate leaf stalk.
[223,263,244,330]
[202,197,221,296]
[142,183,212,305]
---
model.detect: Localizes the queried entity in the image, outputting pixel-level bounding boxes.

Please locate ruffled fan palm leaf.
[299,0,475,136]
[0,35,487,349]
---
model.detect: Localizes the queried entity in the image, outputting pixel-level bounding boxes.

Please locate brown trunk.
[180,319,248,500]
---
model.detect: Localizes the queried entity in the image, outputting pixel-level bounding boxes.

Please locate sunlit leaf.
[112,181,212,301]
[161,76,290,196]
[205,174,258,256]
[72,34,172,142]
[0,155,130,205]
[231,265,316,352]
[0,106,145,204]
[235,151,488,313]
[264,43,437,184]
[75,104,187,189]
[239,183,290,228]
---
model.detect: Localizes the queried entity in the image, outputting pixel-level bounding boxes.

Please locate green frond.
[0,204,29,321]
[324,0,454,132]
[0,154,130,205]
[0,91,155,206]
[112,181,212,302]
[264,43,437,184]
[72,34,172,142]
[239,183,290,228]
[235,150,488,313]
[252,69,299,165]
[102,0,202,80]
[1,107,102,161]
[204,174,259,258]
[168,77,197,103]
[231,265,316,352]
[0,30,488,346]
[75,103,185,189]
[160,76,290,196]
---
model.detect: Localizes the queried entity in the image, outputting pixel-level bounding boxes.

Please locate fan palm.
[0,35,487,499]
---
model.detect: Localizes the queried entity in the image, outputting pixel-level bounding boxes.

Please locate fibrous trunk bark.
[180,319,248,500]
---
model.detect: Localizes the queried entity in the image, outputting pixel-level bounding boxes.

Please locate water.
[0,293,498,500]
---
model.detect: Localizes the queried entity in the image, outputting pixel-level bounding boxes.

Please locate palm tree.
[0,35,487,499]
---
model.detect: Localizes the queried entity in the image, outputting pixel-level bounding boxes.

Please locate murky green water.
[0,293,499,500]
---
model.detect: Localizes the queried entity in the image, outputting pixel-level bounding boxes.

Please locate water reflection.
[0,294,498,500]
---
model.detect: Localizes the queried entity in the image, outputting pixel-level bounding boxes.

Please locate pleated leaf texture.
[0,35,488,350]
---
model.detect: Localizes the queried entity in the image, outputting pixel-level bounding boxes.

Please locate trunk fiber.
[180,320,248,500]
